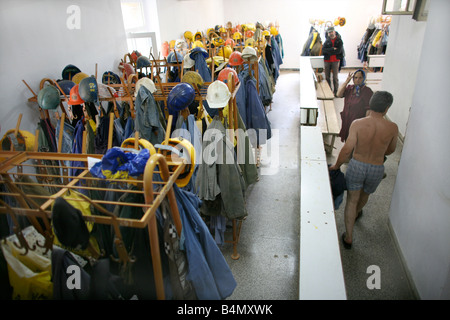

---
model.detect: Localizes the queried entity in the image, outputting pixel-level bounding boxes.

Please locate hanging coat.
[174,185,237,300]
[245,76,272,146]
[196,116,248,219]
[134,85,166,145]
[190,51,212,82]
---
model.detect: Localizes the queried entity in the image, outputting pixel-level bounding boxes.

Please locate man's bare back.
[350,112,398,165]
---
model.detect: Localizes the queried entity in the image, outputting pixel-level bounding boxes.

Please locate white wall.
[382,15,427,138]
[155,0,384,69]
[0,0,128,136]
[388,0,450,300]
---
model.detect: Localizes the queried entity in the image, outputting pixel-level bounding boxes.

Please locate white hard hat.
[135,77,157,96]
[206,80,231,109]
[183,53,195,69]
[98,83,116,98]
[242,46,258,61]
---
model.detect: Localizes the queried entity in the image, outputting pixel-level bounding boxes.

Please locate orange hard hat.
[68,84,84,105]
[228,51,244,66]
[225,38,235,48]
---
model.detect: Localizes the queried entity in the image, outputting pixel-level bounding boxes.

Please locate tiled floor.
[222,69,417,300]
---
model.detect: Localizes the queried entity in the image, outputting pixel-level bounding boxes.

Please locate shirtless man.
[329,91,398,249]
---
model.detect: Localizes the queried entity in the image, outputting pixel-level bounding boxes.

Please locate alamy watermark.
[366,265,381,290]
[168,127,280,176]
[66,5,81,30]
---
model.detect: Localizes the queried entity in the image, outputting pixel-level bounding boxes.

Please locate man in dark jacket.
[322,26,344,96]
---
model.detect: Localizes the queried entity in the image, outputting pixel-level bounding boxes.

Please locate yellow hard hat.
[121,138,156,155]
[245,38,255,47]
[262,30,270,37]
[217,45,232,59]
[192,40,205,49]
[159,137,196,188]
[184,31,194,42]
[233,31,242,40]
[270,26,278,36]
[1,129,35,151]
[72,72,89,84]
[194,31,202,41]
[212,37,225,47]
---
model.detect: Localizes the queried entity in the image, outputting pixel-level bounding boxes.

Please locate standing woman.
[336,69,373,142]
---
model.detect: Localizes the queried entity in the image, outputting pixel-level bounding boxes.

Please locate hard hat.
[1,129,35,151]
[159,137,196,188]
[98,83,116,98]
[218,67,239,86]
[184,31,194,42]
[217,45,232,59]
[212,37,224,47]
[192,40,205,49]
[136,55,151,69]
[228,51,244,66]
[262,30,270,37]
[233,31,242,40]
[270,26,278,36]
[62,64,82,81]
[246,30,254,38]
[219,27,227,34]
[194,31,202,40]
[242,46,258,61]
[130,50,142,63]
[72,72,89,84]
[38,85,61,110]
[161,41,169,58]
[122,63,135,80]
[135,77,157,96]
[183,53,195,69]
[68,84,84,105]
[189,47,209,59]
[121,137,156,155]
[225,38,235,47]
[168,83,195,112]
[245,38,255,47]
[334,18,340,26]
[56,80,76,95]
[206,80,231,109]
[246,23,256,31]
[79,76,99,105]
[181,71,204,89]
[102,71,121,85]
[167,51,183,64]
[175,39,187,50]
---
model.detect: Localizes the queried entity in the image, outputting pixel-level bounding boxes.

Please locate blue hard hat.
[136,56,151,69]
[102,71,121,85]
[62,64,82,81]
[189,47,209,59]
[56,80,76,95]
[167,83,195,112]
[167,51,184,64]
[79,76,99,105]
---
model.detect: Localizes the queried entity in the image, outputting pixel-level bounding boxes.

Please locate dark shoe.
[355,210,363,221]
[342,233,352,249]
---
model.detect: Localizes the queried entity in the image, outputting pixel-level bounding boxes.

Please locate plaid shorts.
[346,158,385,194]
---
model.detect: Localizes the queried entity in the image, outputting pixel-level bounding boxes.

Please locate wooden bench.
[299,126,347,300]
[317,99,340,154]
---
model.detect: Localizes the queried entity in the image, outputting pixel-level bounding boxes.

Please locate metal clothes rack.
[0,150,186,300]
